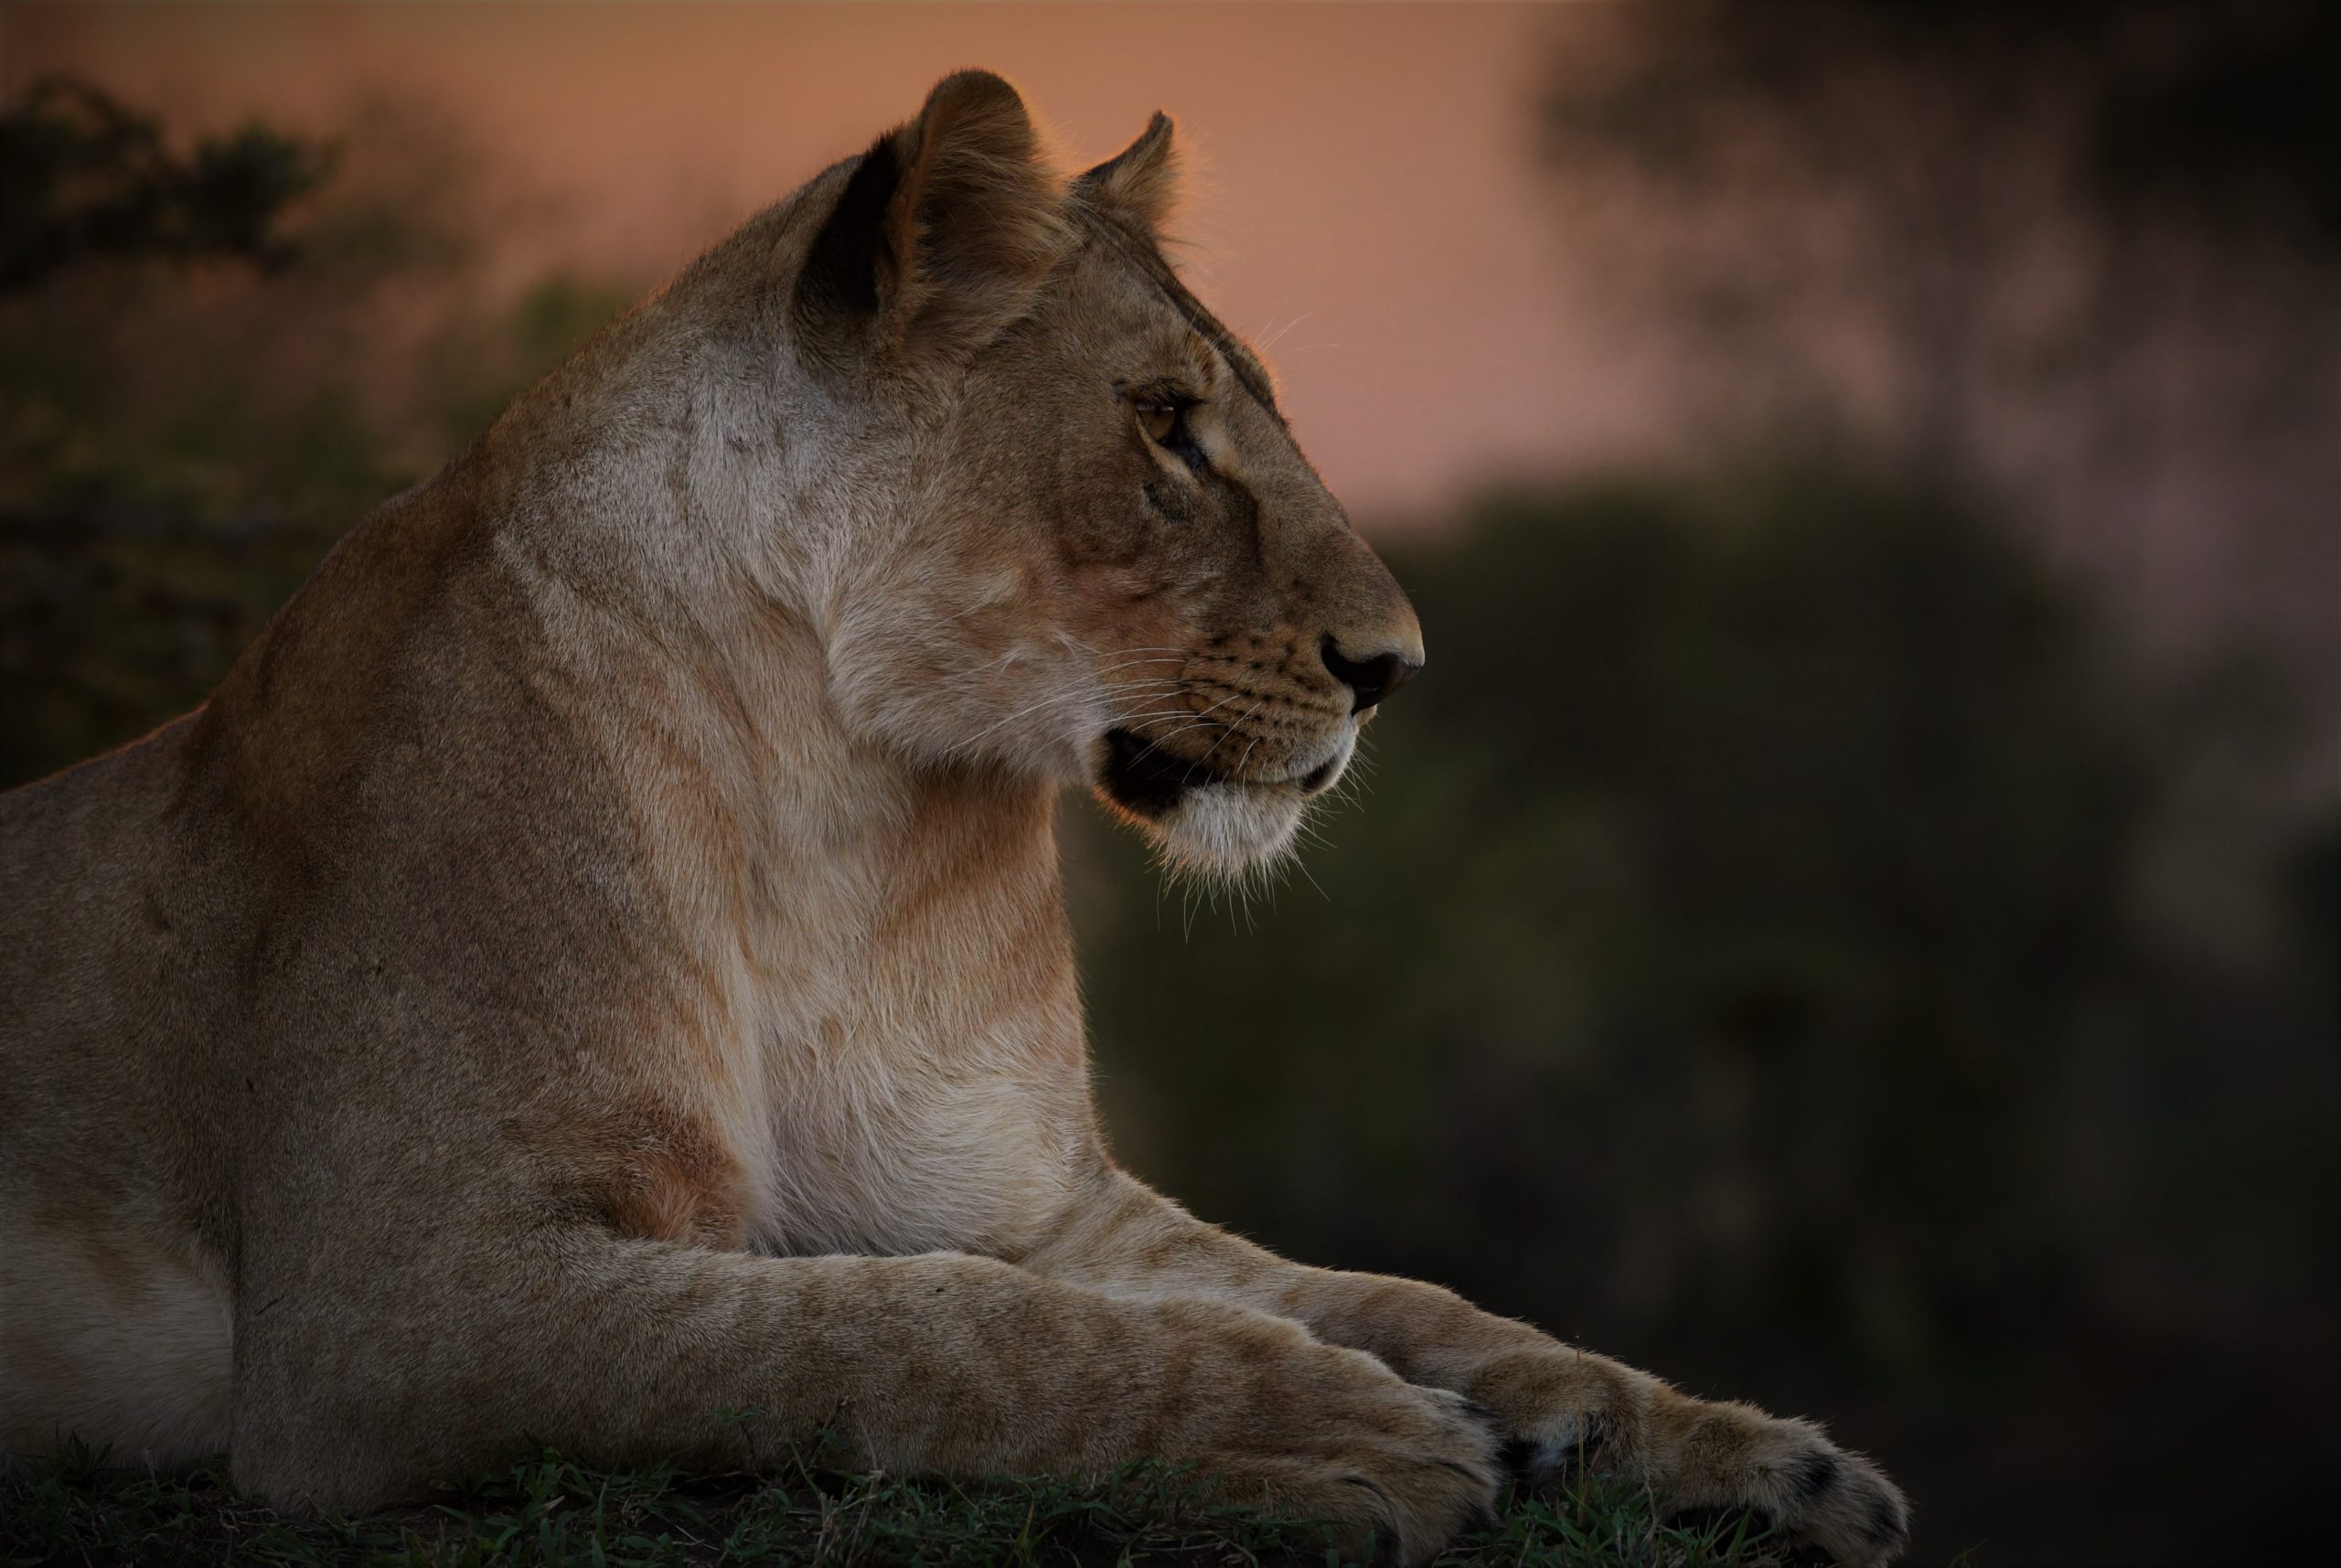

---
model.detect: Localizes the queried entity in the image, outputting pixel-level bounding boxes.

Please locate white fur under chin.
[1148,781,1308,885]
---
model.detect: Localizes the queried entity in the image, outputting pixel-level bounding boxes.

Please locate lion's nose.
[1320,635,1422,713]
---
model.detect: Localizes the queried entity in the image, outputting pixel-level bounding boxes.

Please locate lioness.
[0,72,1908,1565]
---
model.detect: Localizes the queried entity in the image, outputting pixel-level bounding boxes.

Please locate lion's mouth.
[1097,726,1235,820]
[1299,752,1347,795]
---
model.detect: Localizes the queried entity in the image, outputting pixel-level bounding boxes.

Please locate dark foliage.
[0,77,334,295]
[1548,0,2341,247]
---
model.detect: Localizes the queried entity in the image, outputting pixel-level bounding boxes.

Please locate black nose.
[1320,635,1422,713]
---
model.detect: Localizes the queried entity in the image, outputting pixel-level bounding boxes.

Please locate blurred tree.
[1544,0,2339,469]
[0,76,333,294]
[2088,2,2341,247]
[1538,0,2341,783]
[0,85,630,790]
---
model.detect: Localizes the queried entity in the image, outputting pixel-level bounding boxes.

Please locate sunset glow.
[4,1,1625,517]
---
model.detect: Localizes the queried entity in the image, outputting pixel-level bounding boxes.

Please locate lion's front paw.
[1482,1352,1908,1566]
[1244,1371,1501,1565]
[1651,1405,1909,1568]
[1170,1323,1501,1564]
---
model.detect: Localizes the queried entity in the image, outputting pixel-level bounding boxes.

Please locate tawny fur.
[0,71,1908,1567]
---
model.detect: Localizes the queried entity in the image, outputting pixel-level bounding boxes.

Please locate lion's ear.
[795,70,1071,368]
[1076,112,1179,235]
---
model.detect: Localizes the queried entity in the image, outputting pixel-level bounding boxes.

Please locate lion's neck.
[544,545,1082,1033]
[634,612,1092,1254]
[425,315,1096,1249]
[528,559,1092,1252]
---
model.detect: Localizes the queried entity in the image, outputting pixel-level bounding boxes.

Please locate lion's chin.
[1142,779,1307,881]
[1091,729,1307,880]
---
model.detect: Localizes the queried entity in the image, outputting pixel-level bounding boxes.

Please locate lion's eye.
[1133,397,1204,469]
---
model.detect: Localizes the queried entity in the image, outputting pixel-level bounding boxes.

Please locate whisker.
[1197,701,1265,767]
[1295,857,1331,902]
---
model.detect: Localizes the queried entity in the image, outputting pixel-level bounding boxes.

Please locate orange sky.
[4,1,1651,519]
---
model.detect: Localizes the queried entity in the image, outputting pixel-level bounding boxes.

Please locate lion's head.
[757,72,1422,880]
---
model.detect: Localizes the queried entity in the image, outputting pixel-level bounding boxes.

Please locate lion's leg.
[1021,1169,1909,1567]
[0,1208,231,1471]
[228,1230,1495,1564]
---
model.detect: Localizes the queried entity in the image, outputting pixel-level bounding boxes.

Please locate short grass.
[2,1440,1820,1568]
